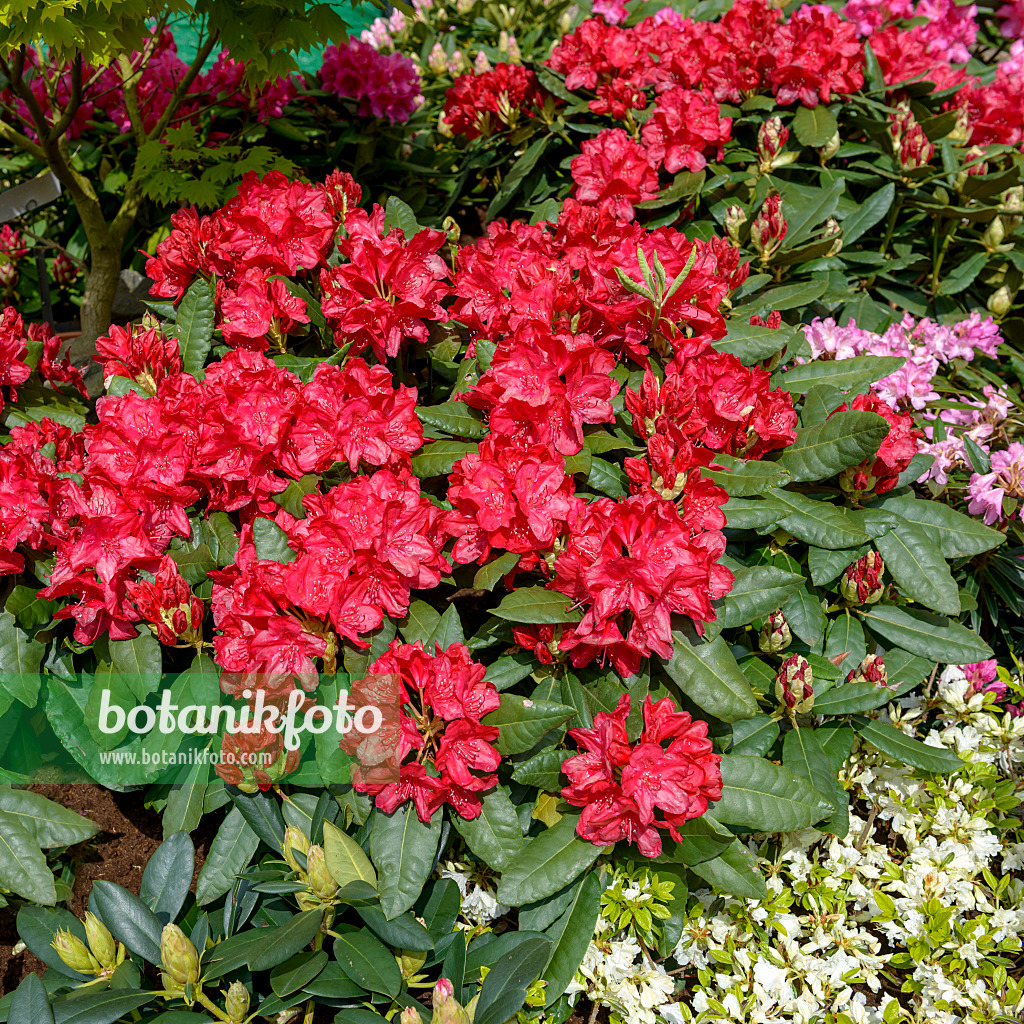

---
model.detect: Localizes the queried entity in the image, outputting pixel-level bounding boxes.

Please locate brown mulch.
[0,785,218,994]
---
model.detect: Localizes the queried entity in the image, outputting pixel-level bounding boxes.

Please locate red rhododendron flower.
[95,322,183,393]
[125,555,204,646]
[833,390,923,495]
[561,694,722,856]
[350,643,501,821]
[570,128,660,222]
[443,64,551,139]
[0,307,31,409]
[550,490,733,677]
[445,437,582,567]
[641,88,732,174]
[320,207,449,361]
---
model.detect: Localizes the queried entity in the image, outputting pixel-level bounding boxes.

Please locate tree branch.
[116,53,146,148]
[146,22,220,143]
[45,55,83,143]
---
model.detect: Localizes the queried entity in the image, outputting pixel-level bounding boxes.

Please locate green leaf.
[410,440,478,477]
[333,928,403,998]
[661,634,758,723]
[511,749,566,791]
[874,517,960,615]
[0,809,56,904]
[842,182,895,245]
[723,497,788,532]
[768,489,870,549]
[491,587,582,625]
[474,552,521,592]
[426,604,465,651]
[229,788,286,849]
[0,611,44,707]
[497,811,604,905]
[856,605,992,663]
[485,695,576,755]
[852,718,964,772]
[90,881,163,963]
[16,906,90,980]
[401,601,441,646]
[654,816,734,867]
[824,611,866,674]
[0,787,99,848]
[773,356,906,394]
[370,804,442,920]
[714,755,832,832]
[712,322,795,365]
[252,517,296,564]
[140,832,194,922]
[782,728,848,837]
[792,104,838,147]
[812,679,895,715]
[728,715,779,757]
[773,412,888,483]
[484,651,536,691]
[688,841,768,900]
[717,565,805,629]
[247,910,322,972]
[451,786,524,871]
[706,457,791,497]
[877,494,1005,558]
[162,755,210,837]
[174,277,216,376]
[540,871,602,1006]
[474,935,552,1024]
[782,583,826,646]
[270,951,328,998]
[323,819,377,890]
[196,807,259,905]
[9,973,53,1024]
[780,179,845,249]
[417,403,488,439]
[51,991,153,1024]
[383,196,422,237]
[486,135,550,220]
[356,905,433,952]
[941,251,988,295]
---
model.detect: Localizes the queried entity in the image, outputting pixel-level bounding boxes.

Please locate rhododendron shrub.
[0,170,1002,961]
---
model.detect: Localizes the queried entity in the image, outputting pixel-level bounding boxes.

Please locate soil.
[0,785,217,994]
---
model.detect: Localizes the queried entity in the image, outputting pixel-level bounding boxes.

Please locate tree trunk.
[75,242,123,353]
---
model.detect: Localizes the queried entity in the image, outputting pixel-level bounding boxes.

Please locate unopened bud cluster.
[775,654,814,714]
[840,552,885,606]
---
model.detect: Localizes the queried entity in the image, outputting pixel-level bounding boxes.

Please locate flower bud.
[982,216,1006,252]
[757,116,789,172]
[401,1008,424,1024]
[473,51,491,73]
[282,825,310,873]
[988,285,1012,318]
[52,929,101,975]
[846,654,888,689]
[898,122,934,172]
[840,552,885,606]
[0,261,19,293]
[819,131,841,163]
[750,195,787,261]
[305,845,338,901]
[53,252,80,289]
[775,655,814,714]
[1002,185,1023,216]
[427,42,448,75]
[84,912,119,969]
[160,924,200,986]
[432,976,471,1024]
[822,217,842,257]
[724,205,747,244]
[225,981,250,1022]
[758,610,792,654]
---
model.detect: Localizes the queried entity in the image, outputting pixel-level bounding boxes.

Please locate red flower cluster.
[12,348,422,645]
[446,438,579,570]
[625,350,797,462]
[834,390,922,495]
[212,472,448,693]
[548,0,863,109]
[319,207,449,361]
[561,694,723,856]
[350,642,501,821]
[570,129,659,221]
[125,556,204,646]
[0,308,85,414]
[640,88,732,175]
[549,491,734,677]
[95,322,183,393]
[147,171,452,363]
[443,64,552,140]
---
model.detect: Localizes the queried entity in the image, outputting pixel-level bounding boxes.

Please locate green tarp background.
[167,3,381,71]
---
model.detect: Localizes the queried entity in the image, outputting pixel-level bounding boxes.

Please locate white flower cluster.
[558,668,1024,1024]
[439,859,509,927]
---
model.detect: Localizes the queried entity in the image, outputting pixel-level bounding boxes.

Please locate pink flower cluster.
[967,442,1024,526]
[320,39,422,122]
[804,313,1002,412]
[845,0,978,61]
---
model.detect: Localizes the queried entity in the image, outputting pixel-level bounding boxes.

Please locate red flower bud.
[840,551,885,606]
[758,609,792,653]
[775,654,814,713]
[751,195,787,260]
[845,654,888,688]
